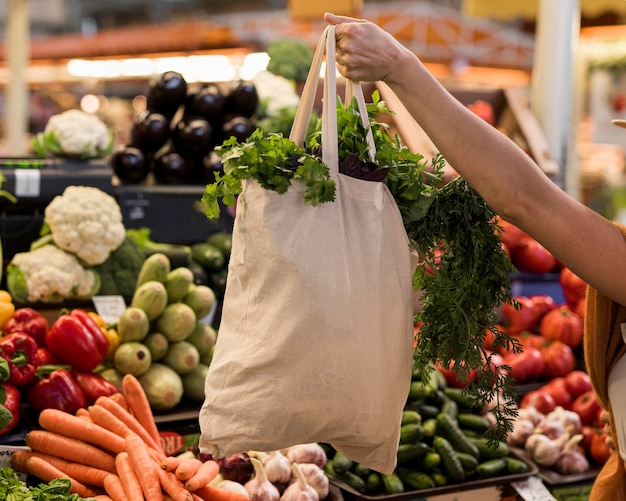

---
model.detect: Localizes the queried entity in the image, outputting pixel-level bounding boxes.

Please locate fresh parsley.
[203,90,520,443]
[0,467,94,500]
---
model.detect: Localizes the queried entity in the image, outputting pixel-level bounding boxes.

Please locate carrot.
[125,432,163,501]
[175,457,203,482]
[11,450,109,488]
[25,429,117,473]
[89,403,133,439]
[161,455,182,472]
[122,374,163,453]
[184,460,220,491]
[76,408,91,419]
[157,466,194,501]
[103,474,130,501]
[109,391,129,410]
[25,455,98,498]
[116,451,145,501]
[191,494,205,501]
[39,407,126,454]
[192,484,251,501]
[95,396,164,456]
[93,496,115,501]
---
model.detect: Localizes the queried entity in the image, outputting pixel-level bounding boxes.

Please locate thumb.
[324,12,364,25]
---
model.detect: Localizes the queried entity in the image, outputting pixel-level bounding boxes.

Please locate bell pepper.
[45,308,109,371]
[36,346,60,366]
[0,291,15,330]
[27,367,86,415]
[87,311,120,359]
[0,332,40,386]
[0,383,21,436]
[3,306,50,347]
[71,369,119,406]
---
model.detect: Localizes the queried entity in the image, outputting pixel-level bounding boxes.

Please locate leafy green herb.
[203,90,520,443]
[0,467,95,500]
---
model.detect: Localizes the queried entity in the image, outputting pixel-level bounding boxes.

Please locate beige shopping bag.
[198,25,417,474]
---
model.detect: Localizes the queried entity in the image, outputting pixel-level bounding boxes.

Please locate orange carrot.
[11,450,109,488]
[25,429,116,473]
[89,403,133,439]
[157,466,193,501]
[191,494,205,501]
[116,451,145,501]
[122,374,163,453]
[161,455,182,472]
[103,474,130,501]
[193,484,251,501]
[184,460,220,491]
[76,408,91,419]
[125,432,163,501]
[95,396,164,456]
[109,391,129,411]
[25,456,98,498]
[175,457,203,482]
[38,407,126,454]
[93,496,115,501]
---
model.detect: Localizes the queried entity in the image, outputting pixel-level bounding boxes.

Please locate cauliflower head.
[44,186,126,266]
[7,244,100,303]
[32,109,114,159]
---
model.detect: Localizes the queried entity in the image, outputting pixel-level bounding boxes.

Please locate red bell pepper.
[3,307,50,347]
[45,309,109,371]
[0,332,40,386]
[27,367,86,415]
[36,346,60,366]
[0,383,21,436]
[71,369,119,406]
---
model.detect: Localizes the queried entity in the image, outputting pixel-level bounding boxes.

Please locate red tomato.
[540,305,584,349]
[564,370,593,399]
[530,294,557,321]
[501,296,542,335]
[580,425,596,455]
[520,389,557,415]
[511,237,558,274]
[467,99,496,126]
[496,218,530,251]
[541,377,574,410]
[435,362,477,389]
[541,340,576,379]
[571,390,602,426]
[575,296,586,320]
[560,267,588,309]
[503,347,544,383]
[591,431,612,465]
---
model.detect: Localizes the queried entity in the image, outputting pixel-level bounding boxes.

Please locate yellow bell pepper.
[87,311,120,358]
[0,290,15,329]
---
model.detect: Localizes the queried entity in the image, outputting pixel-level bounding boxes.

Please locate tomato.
[590,430,612,465]
[575,296,586,320]
[580,425,596,455]
[503,347,544,383]
[541,340,576,379]
[560,267,588,309]
[564,370,593,399]
[520,389,557,415]
[541,377,573,410]
[467,99,496,126]
[511,237,558,274]
[435,362,477,389]
[540,305,584,349]
[496,217,530,251]
[501,296,542,335]
[530,294,557,321]
[571,389,602,426]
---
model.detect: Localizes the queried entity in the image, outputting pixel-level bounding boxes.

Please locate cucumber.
[440,397,459,418]
[401,409,422,426]
[430,471,448,487]
[399,423,424,444]
[435,412,479,459]
[455,451,479,472]
[422,418,437,438]
[457,413,492,434]
[505,457,530,474]
[396,470,435,490]
[353,463,372,478]
[433,436,465,484]
[415,403,440,420]
[365,472,381,493]
[191,242,226,272]
[332,451,353,474]
[468,437,510,460]
[408,380,433,400]
[419,451,441,470]
[381,473,404,494]
[339,471,366,493]
[397,442,429,464]
[206,232,232,260]
[476,458,507,478]
[443,387,477,409]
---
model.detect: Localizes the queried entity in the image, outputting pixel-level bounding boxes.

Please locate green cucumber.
[339,471,366,493]
[468,437,510,460]
[476,458,507,478]
[455,451,479,472]
[435,412,479,459]
[381,473,404,494]
[419,451,441,470]
[457,413,492,433]
[401,409,422,426]
[397,442,429,464]
[422,418,437,438]
[505,457,530,474]
[433,436,465,484]
[400,423,424,444]
[408,380,433,400]
[366,472,381,493]
[397,470,435,491]
[443,387,477,409]
[332,451,353,474]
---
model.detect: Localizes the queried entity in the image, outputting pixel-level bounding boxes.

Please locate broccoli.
[265,38,315,82]
[94,236,146,302]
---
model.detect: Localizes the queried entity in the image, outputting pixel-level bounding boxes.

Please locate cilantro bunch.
[202,91,519,442]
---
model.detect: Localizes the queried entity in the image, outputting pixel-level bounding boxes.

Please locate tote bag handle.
[289,25,376,168]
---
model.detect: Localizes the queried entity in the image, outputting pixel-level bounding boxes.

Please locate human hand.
[599,408,617,451]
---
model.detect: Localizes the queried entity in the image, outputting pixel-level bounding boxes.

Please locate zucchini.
[382,473,404,494]
[397,470,435,491]
[435,412,479,459]
[476,458,507,478]
[468,437,510,460]
[332,451,354,474]
[433,436,465,484]
[400,423,424,444]
[397,442,429,464]
[505,457,530,474]
[457,413,492,433]
[401,409,422,426]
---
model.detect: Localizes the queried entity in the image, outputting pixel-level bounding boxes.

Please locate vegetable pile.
[202,90,519,443]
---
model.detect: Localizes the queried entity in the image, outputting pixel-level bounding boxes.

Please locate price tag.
[14,169,41,197]
[92,295,127,325]
[0,446,30,481]
[512,476,557,501]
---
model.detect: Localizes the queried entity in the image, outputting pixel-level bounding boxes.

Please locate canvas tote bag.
[198,25,417,474]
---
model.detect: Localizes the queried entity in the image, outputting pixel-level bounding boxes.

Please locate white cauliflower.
[44,186,126,266]
[7,245,100,303]
[31,109,114,159]
[252,71,300,117]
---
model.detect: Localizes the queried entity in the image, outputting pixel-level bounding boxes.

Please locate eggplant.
[224,80,259,118]
[222,116,254,143]
[109,146,149,184]
[146,71,188,119]
[130,110,170,154]
[152,149,190,185]
[186,83,225,125]
[172,117,214,157]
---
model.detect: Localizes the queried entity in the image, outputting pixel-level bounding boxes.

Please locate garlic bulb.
[245,457,281,501]
[281,463,319,501]
[283,444,327,468]
[263,451,293,484]
[293,463,329,499]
